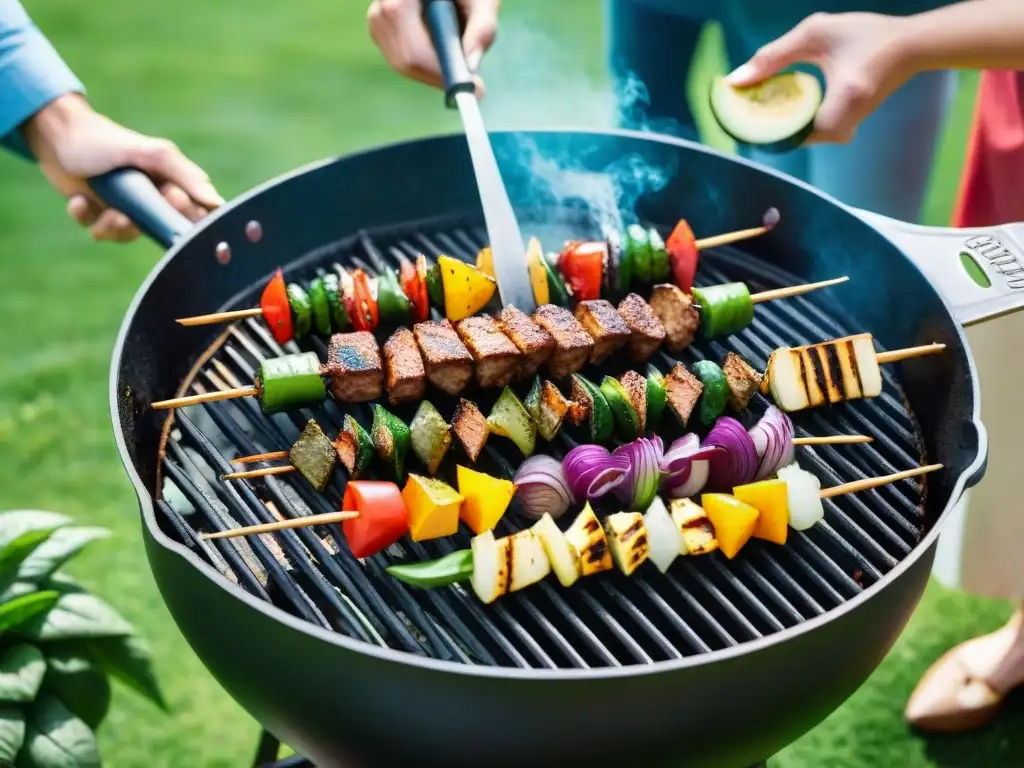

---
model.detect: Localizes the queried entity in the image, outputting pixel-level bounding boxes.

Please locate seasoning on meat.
[617,293,666,362]
[664,362,704,426]
[382,327,426,405]
[451,398,489,462]
[289,419,336,492]
[619,370,648,434]
[532,304,594,379]
[722,351,764,411]
[413,320,475,396]
[574,299,631,364]
[648,283,700,352]
[326,331,384,403]
[496,305,555,379]
[455,315,522,389]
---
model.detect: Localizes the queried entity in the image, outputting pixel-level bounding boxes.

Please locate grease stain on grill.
[215,242,231,264]
[246,220,263,243]
[155,212,931,671]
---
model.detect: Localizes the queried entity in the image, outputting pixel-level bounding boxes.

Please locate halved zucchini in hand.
[709,71,822,153]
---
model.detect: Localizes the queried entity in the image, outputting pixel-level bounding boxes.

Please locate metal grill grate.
[156,210,928,670]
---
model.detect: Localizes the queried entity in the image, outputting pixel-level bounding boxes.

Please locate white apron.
[933,312,1024,599]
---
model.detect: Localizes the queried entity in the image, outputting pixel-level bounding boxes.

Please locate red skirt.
[952,70,1024,227]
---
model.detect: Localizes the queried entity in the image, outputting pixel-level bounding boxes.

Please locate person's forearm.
[902,0,1024,72]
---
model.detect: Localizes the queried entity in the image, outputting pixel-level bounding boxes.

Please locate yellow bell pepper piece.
[457,465,515,534]
[402,473,463,541]
[734,479,789,545]
[700,493,759,559]
[438,254,497,322]
[476,247,494,278]
[526,237,550,306]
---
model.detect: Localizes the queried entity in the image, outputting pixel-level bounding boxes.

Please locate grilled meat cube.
[722,351,763,411]
[497,305,555,379]
[617,293,666,361]
[574,299,630,364]
[664,362,703,426]
[537,380,572,441]
[532,304,594,379]
[382,327,426,405]
[649,283,700,352]
[326,331,384,403]
[619,370,648,434]
[451,398,489,462]
[455,316,522,389]
[413,320,474,396]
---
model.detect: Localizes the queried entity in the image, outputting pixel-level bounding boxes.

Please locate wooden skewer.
[694,225,769,251]
[875,343,946,364]
[151,385,257,410]
[199,510,359,540]
[177,307,264,327]
[231,450,290,465]
[221,465,296,481]
[751,276,849,304]
[820,463,942,499]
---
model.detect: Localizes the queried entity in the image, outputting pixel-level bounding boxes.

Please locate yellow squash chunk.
[402,473,464,541]
[476,247,494,278]
[565,503,613,576]
[439,254,497,322]
[734,479,789,545]
[457,464,515,534]
[700,493,759,560]
[526,237,550,305]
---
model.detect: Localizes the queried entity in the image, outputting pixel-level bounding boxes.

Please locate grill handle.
[423,0,476,108]
[87,168,193,250]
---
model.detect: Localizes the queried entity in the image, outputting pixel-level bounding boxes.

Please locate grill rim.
[109,127,985,682]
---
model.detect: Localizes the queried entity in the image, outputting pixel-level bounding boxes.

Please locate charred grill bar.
[159,216,925,683]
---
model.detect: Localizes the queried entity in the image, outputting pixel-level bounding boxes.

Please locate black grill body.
[111,130,995,768]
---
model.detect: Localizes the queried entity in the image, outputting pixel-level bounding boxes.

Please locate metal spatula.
[423,0,536,314]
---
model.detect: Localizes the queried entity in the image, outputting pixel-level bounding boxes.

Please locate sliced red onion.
[562,445,629,501]
[612,437,665,511]
[749,406,796,481]
[703,416,759,491]
[662,434,721,498]
[514,455,574,519]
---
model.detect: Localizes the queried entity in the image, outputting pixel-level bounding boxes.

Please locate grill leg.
[252,730,312,767]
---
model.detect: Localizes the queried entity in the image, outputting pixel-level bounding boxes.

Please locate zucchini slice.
[709,72,822,153]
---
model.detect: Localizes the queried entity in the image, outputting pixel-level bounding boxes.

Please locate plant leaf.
[40,647,110,732]
[0,531,60,596]
[0,514,68,552]
[19,592,132,643]
[17,694,99,768]
[0,646,46,704]
[0,706,25,765]
[86,636,165,711]
[17,530,110,584]
[0,594,60,634]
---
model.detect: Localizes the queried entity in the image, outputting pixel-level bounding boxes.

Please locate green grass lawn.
[0,1,1018,765]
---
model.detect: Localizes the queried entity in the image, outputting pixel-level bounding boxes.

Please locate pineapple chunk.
[507,529,551,592]
[564,503,613,576]
[471,530,511,604]
[670,498,719,556]
[533,513,581,587]
[604,512,650,576]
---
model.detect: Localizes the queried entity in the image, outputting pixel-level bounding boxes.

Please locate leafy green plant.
[0,511,164,767]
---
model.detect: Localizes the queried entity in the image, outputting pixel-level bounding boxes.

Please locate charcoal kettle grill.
[99,127,1024,768]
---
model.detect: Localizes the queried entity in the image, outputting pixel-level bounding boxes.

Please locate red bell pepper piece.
[667,219,699,294]
[350,269,379,332]
[260,269,293,344]
[401,255,430,323]
[557,241,605,302]
[342,480,408,559]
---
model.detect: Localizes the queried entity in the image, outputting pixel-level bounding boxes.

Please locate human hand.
[22,94,223,243]
[367,0,499,96]
[724,12,917,144]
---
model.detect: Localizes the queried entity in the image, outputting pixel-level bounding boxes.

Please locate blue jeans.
[606,0,959,223]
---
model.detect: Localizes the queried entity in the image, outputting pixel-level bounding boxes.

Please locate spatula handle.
[423,0,476,108]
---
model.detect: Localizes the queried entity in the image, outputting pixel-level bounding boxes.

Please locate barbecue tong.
[423,0,536,314]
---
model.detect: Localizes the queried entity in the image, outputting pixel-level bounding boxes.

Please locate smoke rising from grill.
[480,20,679,239]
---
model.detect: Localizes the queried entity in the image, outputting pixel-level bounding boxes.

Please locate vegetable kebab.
[175,211,780,340]
[202,466,520,557]
[386,463,942,605]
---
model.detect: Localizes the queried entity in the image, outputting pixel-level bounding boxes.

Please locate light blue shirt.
[0,0,83,159]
